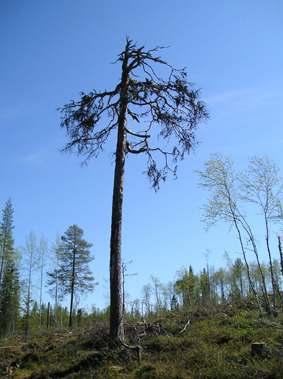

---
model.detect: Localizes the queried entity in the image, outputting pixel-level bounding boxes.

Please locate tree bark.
[278,236,283,278]
[236,212,270,313]
[220,278,225,303]
[264,215,277,310]
[46,302,50,329]
[245,225,270,313]
[232,217,262,312]
[122,263,126,316]
[239,269,244,298]
[24,260,32,339]
[69,245,76,328]
[225,190,258,306]
[39,251,44,327]
[0,234,7,286]
[109,44,129,341]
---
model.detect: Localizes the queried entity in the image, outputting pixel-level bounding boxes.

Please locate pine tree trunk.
[109,47,129,342]
[69,247,76,328]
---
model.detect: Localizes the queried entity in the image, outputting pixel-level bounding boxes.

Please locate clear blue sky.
[1,1,283,308]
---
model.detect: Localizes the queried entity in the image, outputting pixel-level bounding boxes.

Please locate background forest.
[1,155,283,337]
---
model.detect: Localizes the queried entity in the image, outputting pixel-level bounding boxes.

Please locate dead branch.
[178,319,191,335]
[0,342,28,350]
[119,337,142,363]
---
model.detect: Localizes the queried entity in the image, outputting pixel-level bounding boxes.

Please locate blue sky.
[1,1,283,308]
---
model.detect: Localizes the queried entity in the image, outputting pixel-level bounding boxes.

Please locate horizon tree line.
[1,155,283,337]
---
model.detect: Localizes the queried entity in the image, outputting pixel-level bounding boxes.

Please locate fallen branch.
[0,343,27,349]
[178,319,191,335]
[119,337,143,363]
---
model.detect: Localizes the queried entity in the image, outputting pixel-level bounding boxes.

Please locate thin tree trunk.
[0,256,4,286]
[69,247,76,328]
[55,276,58,309]
[226,191,259,306]
[24,259,32,339]
[238,216,271,313]
[60,307,63,328]
[246,226,271,313]
[278,236,283,278]
[239,270,244,298]
[109,44,129,342]
[232,217,262,312]
[39,254,44,327]
[0,235,7,285]
[220,279,225,303]
[54,272,58,326]
[46,302,50,329]
[122,263,126,316]
[264,216,277,310]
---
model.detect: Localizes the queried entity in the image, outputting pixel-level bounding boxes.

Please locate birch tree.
[240,157,283,309]
[38,237,48,326]
[23,232,37,338]
[198,155,269,312]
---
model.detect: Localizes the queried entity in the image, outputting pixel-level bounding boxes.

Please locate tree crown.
[60,39,208,189]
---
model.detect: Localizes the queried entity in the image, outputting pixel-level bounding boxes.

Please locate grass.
[1,309,283,378]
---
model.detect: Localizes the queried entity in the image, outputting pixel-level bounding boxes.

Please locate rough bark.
[109,45,129,341]
[59,39,208,342]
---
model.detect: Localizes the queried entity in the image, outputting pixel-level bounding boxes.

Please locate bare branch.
[60,39,208,186]
[125,127,150,139]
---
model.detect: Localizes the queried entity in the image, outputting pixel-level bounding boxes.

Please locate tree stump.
[251,342,267,356]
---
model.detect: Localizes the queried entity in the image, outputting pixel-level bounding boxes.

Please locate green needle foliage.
[48,225,95,328]
[0,260,20,337]
[0,200,20,337]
